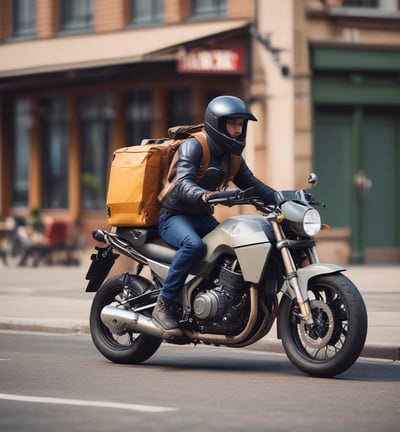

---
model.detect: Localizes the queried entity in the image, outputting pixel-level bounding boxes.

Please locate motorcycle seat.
[116,227,177,264]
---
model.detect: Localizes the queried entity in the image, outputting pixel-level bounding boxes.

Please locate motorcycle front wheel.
[89,273,162,364]
[278,273,368,378]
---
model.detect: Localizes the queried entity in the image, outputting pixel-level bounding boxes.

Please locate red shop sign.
[178,45,246,75]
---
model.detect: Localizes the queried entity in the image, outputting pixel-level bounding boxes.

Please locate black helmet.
[204,95,257,155]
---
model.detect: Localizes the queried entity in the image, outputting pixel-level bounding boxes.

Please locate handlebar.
[206,187,323,213]
[207,188,274,213]
[207,188,259,204]
[207,189,242,203]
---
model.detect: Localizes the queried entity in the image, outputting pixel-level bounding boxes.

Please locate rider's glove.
[202,191,218,203]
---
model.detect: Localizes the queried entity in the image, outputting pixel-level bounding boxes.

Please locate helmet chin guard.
[205,96,257,155]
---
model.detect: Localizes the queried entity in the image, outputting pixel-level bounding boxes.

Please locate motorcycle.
[85,173,368,378]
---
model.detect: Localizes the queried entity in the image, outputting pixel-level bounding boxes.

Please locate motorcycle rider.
[152,95,277,336]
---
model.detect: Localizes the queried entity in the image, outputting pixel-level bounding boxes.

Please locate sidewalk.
[0,258,399,361]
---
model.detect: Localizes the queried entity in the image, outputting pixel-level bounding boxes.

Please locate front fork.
[270,219,314,324]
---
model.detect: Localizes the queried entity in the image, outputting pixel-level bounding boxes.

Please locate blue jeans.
[158,212,219,300]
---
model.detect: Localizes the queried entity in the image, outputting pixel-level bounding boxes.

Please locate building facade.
[0,0,399,264]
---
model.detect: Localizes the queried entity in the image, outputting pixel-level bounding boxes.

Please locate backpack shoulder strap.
[230,154,241,180]
[219,154,241,190]
[158,131,210,203]
[191,131,210,181]
[193,131,241,184]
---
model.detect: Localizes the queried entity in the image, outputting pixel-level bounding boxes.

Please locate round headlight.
[303,208,321,236]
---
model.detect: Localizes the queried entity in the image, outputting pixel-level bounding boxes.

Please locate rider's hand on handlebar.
[203,189,241,203]
[202,191,217,203]
[203,188,272,212]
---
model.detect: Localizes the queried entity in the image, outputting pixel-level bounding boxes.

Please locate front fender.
[277,263,346,339]
[280,263,345,300]
[294,263,346,300]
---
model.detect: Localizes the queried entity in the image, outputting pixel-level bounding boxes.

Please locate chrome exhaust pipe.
[101,285,260,345]
[100,303,164,338]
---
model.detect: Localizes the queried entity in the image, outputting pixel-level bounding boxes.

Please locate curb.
[1,320,399,361]
[361,344,400,362]
[0,320,89,335]
[252,339,400,362]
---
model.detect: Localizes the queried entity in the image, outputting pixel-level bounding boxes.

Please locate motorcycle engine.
[192,257,250,334]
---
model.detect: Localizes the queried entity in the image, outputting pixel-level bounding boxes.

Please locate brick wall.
[0,0,12,40]
[36,0,56,38]
[95,0,126,32]
[0,0,256,42]
[228,0,255,18]
[165,0,191,24]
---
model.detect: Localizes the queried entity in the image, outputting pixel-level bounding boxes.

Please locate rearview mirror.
[308,172,319,188]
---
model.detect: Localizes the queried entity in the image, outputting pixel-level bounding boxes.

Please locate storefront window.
[127,91,152,145]
[60,0,93,33]
[343,0,378,6]
[129,0,163,25]
[12,99,32,207]
[12,0,36,38]
[41,99,69,209]
[167,89,193,127]
[41,98,68,209]
[80,95,112,210]
[191,0,227,18]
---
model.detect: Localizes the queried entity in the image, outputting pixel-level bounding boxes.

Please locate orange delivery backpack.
[105,124,240,227]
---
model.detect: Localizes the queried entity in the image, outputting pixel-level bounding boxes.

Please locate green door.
[360,110,399,261]
[314,108,353,230]
[314,107,400,263]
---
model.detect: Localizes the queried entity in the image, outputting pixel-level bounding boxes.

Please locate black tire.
[90,274,162,364]
[278,273,368,378]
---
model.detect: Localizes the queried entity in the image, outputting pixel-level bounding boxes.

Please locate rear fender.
[85,246,119,292]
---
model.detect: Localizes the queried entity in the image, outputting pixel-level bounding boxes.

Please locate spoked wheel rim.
[299,300,335,350]
[291,283,349,361]
[279,273,367,377]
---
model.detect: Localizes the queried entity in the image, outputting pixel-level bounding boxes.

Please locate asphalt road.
[1,331,399,432]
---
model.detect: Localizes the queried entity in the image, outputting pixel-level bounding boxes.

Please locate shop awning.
[0,20,250,78]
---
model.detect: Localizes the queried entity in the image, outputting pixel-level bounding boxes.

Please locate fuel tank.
[196,215,274,283]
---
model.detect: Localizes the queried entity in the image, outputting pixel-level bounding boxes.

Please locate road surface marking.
[0,393,177,413]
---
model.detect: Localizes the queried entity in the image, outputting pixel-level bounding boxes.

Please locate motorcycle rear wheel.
[278,273,367,378]
[90,274,162,364]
